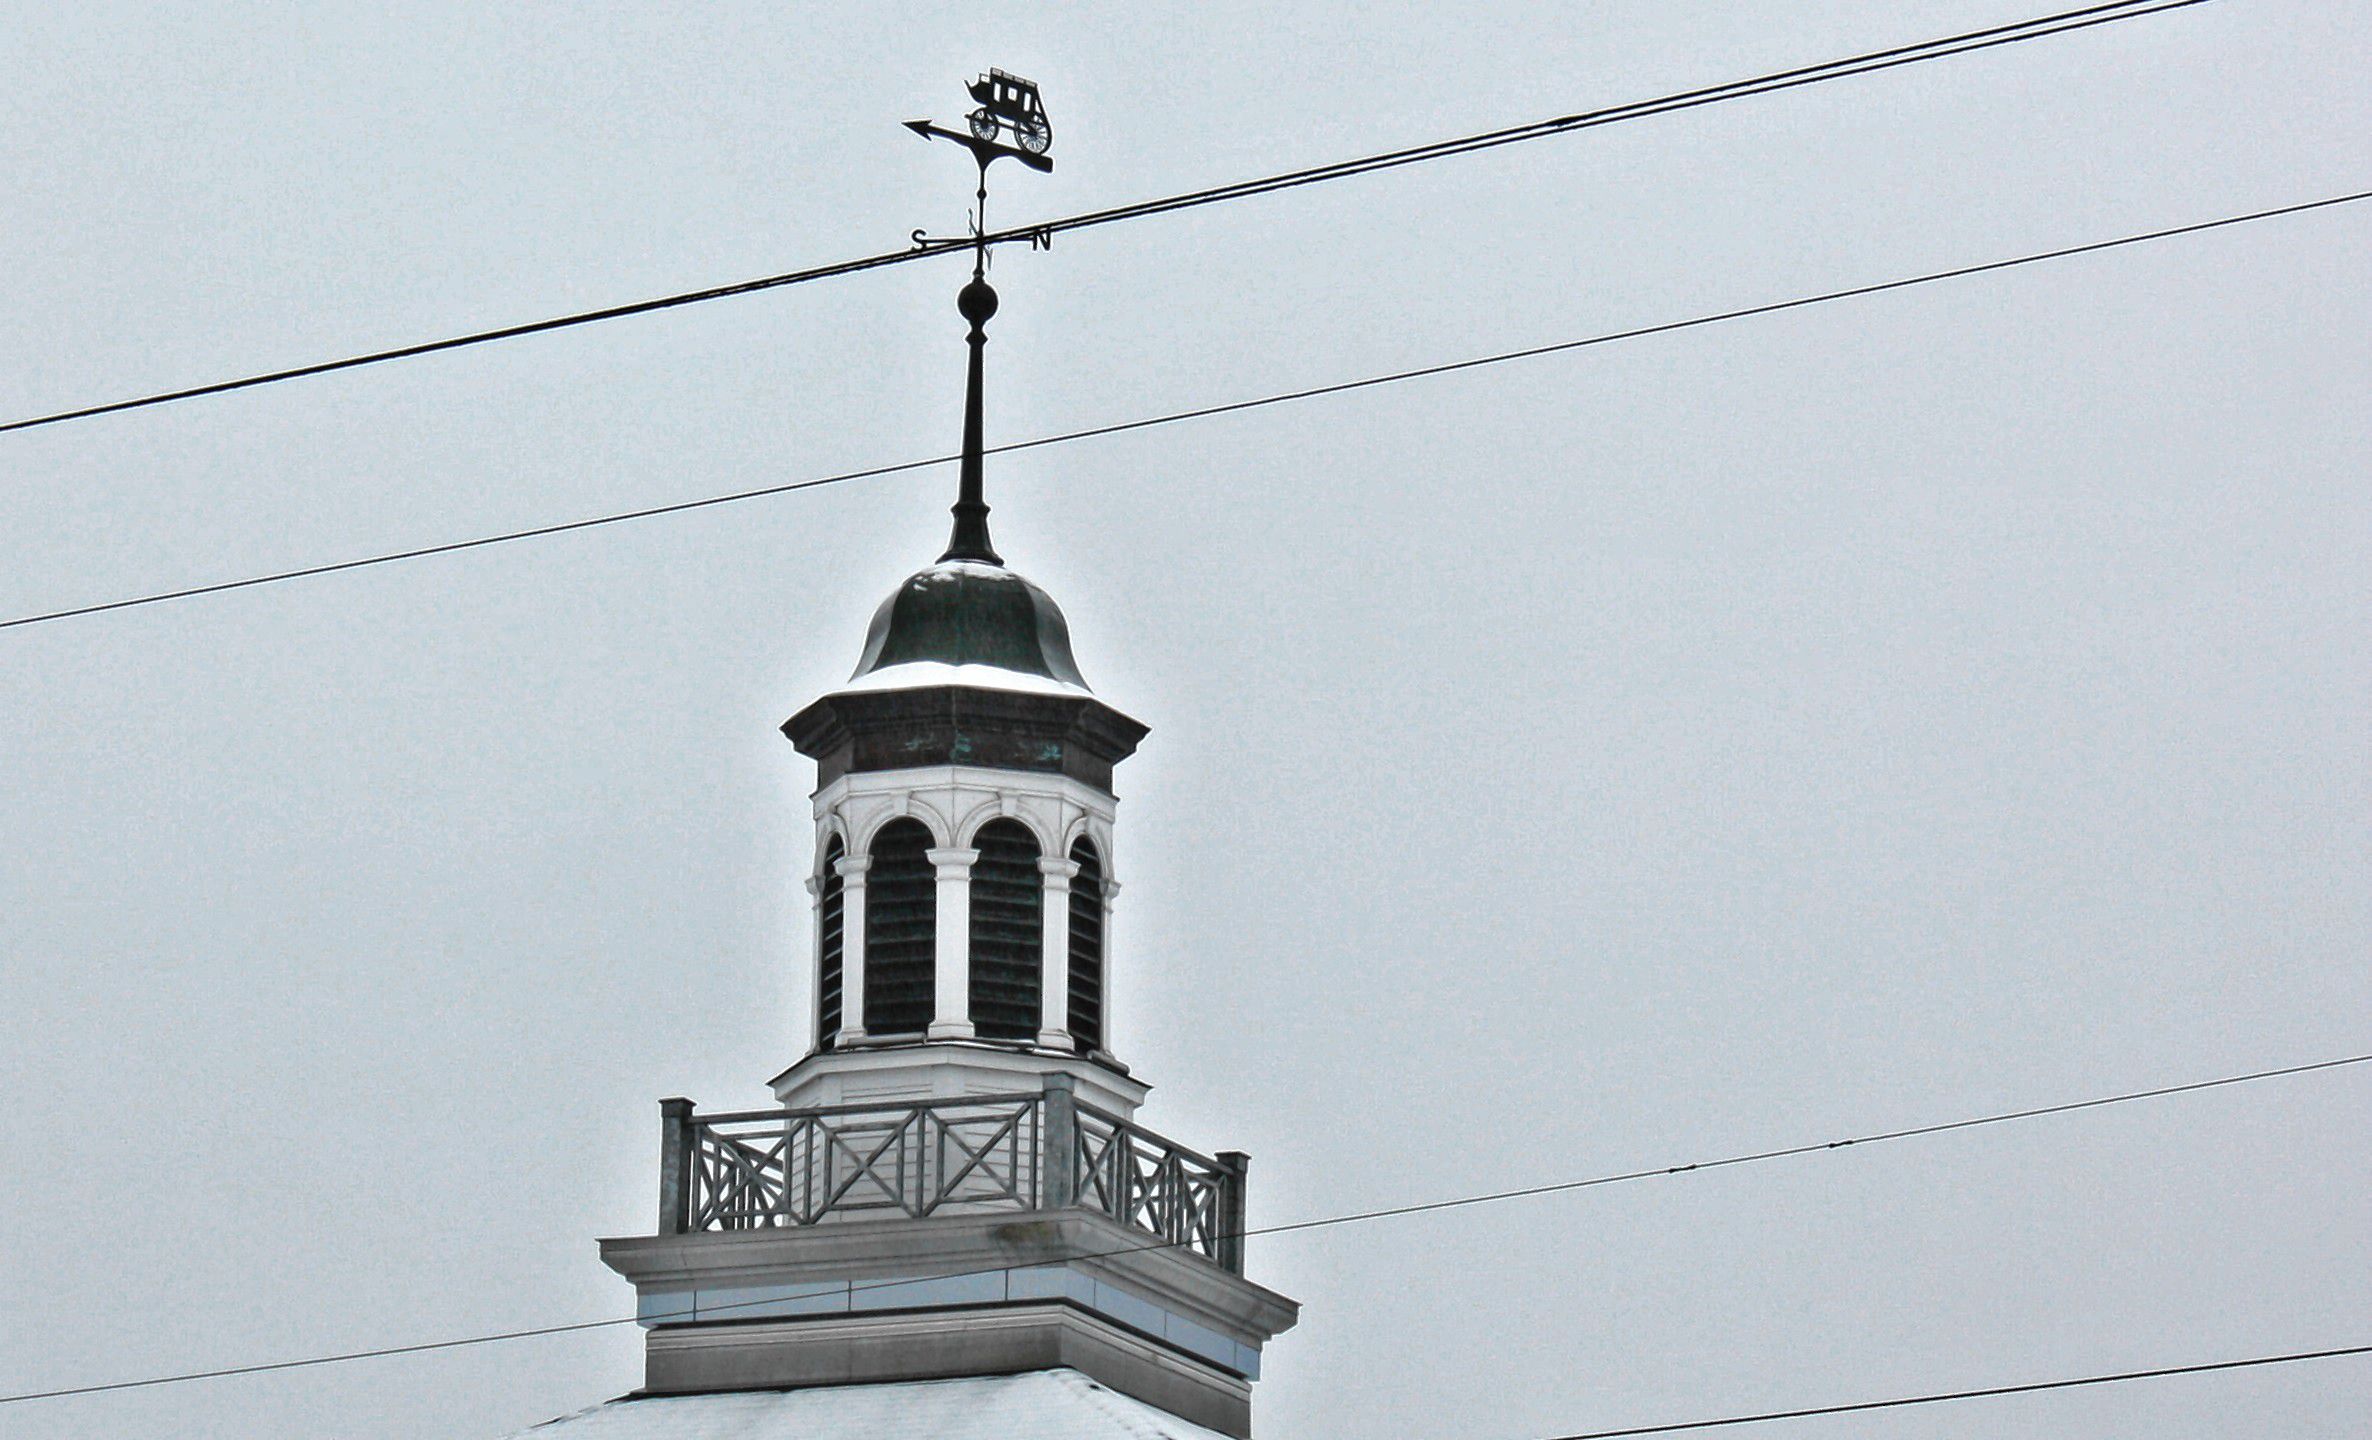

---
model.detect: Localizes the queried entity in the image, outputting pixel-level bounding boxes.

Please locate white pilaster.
[1037,856,1080,1048]
[925,847,979,1039]
[805,873,825,1043]
[833,855,871,1046]
[1098,877,1121,1059]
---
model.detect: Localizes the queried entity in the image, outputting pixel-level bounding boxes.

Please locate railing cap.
[687,1092,1046,1126]
[1073,1098,1229,1172]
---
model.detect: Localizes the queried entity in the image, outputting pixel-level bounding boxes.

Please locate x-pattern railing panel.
[1071,1105,1227,1262]
[686,1095,1043,1231]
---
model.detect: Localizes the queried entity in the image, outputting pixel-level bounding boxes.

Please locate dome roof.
[841,560,1091,697]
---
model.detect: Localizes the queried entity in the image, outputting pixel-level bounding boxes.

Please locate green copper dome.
[846,560,1090,693]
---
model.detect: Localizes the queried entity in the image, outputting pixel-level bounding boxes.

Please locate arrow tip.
[903,119,934,139]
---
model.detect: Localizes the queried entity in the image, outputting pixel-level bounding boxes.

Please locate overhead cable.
[7,185,2367,635]
[1542,1341,2372,1437]
[0,0,2209,435]
[4,1048,2364,1406]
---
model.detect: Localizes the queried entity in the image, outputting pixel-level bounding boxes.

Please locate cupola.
[771,537,1149,1117]
[595,79,1295,1437]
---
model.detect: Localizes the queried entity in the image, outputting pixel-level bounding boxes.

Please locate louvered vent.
[863,819,936,1036]
[1068,839,1105,1053]
[816,836,845,1046]
[967,819,1042,1041]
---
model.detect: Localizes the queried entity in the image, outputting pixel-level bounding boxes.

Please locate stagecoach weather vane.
[904,69,1056,568]
[905,68,1055,273]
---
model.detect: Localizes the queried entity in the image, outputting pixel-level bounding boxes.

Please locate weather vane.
[904,69,1057,568]
[905,68,1055,274]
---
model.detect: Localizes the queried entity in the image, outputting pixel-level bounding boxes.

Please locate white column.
[833,854,870,1046]
[805,873,825,1044]
[926,846,979,1040]
[1097,877,1121,1058]
[1036,856,1080,1048]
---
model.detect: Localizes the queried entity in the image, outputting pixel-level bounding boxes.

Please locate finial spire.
[906,69,1055,569]
[941,266,1002,564]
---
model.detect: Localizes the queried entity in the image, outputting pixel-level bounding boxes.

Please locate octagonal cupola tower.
[768,241,1154,1120]
[772,359,1151,1117]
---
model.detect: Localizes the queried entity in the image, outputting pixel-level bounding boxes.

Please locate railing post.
[1215,1150,1249,1274]
[659,1097,696,1234]
[1041,1074,1077,1211]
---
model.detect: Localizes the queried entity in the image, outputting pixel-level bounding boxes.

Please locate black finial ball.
[958,277,1000,327]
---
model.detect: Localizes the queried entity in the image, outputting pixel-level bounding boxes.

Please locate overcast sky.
[3,3,2367,1437]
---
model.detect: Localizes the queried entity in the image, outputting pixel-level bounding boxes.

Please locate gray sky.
[3,3,2367,1437]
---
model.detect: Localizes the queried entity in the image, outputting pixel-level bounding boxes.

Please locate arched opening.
[863,819,936,1036]
[1068,838,1105,1053]
[968,819,1042,1041]
[816,836,845,1047]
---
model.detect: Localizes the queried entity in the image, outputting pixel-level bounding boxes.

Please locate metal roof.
[844,561,1092,696]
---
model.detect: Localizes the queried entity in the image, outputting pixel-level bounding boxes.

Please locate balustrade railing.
[656,1079,1246,1271]
[1070,1101,1242,1270]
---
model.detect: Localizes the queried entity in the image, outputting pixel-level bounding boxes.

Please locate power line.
[8,183,2367,636]
[1000,0,2209,241]
[1545,1342,2372,1438]
[5,1048,2363,1407]
[0,0,2210,436]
